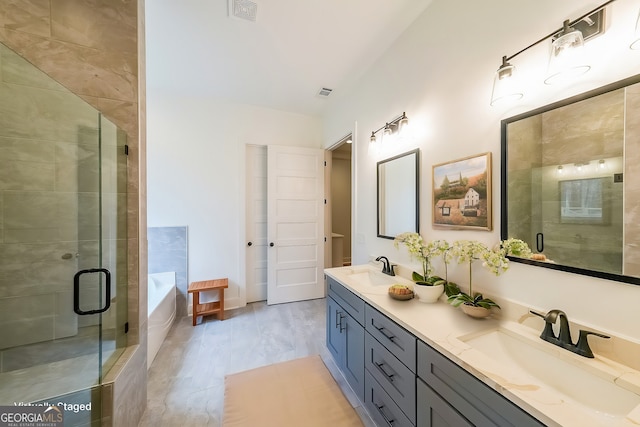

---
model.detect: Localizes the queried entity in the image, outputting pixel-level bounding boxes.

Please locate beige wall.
[0,1,146,425]
[331,153,352,264]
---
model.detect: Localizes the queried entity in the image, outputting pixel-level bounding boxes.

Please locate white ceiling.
[145,0,434,117]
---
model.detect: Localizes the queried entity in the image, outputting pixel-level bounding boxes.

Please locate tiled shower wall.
[624,83,640,276]
[148,226,188,317]
[0,1,146,425]
[0,45,127,350]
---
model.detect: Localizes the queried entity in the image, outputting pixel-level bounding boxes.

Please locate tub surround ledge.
[102,343,147,427]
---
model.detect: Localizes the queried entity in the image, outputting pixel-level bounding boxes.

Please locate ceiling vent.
[230,0,257,22]
[317,87,333,97]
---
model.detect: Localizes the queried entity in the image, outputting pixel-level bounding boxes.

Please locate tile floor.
[138,298,376,426]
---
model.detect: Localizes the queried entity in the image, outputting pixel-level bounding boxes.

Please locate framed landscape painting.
[432,152,492,230]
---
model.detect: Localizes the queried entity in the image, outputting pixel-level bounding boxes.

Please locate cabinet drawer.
[417,340,545,427]
[417,378,473,427]
[364,369,414,427]
[327,276,365,325]
[366,305,416,370]
[365,332,415,424]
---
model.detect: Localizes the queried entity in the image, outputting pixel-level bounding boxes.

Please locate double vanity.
[325,264,640,427]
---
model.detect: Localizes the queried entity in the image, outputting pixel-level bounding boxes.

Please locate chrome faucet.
[375,256,395,276]
[530,309,610,358]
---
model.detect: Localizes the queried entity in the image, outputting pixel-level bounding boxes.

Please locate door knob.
[247,242,253,246]
[269,242,274,247]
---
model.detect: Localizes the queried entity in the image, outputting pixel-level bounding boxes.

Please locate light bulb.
[490,56,523,106]
[545,20,590,85]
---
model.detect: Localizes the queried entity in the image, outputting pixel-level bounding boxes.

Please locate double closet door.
[246,144,325,305]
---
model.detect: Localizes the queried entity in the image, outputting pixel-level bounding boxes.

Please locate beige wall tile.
[51,0,137,55]
[0,0,51,38]
[0,0,144,422]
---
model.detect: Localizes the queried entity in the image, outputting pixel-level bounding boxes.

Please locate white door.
[267,145,325,305]
[245,145,268,302]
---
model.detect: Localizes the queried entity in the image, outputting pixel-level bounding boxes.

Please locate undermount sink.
[459,327,640,421]
[346,269,399,287]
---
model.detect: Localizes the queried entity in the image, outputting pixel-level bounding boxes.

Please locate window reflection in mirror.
[377,149,419,239]
[501,75,640,284]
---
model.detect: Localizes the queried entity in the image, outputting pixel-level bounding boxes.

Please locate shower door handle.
[73,268,111,315]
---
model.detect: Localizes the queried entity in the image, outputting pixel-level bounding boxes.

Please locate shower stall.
[0,43,128,426]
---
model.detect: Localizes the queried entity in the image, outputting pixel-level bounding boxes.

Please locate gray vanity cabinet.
[326,276,365,400]
[364,305,417,427]
[416,340,545,427]
[325,275,545,427]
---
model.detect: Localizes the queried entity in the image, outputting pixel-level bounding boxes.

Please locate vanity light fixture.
[383,123,393,137]
[575,162,587,172]
[490,0,614,105]
[397,112,409,135]
[490,56,523,106]
[370,112,410,145]
[544,20,590,85]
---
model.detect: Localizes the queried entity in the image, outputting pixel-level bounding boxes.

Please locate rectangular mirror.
[377,149,419,239]
[501,74,640,285]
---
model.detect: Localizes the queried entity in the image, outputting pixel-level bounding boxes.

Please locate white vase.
[413,283,444,303]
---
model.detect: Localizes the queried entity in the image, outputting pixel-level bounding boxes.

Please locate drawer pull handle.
[375,324,396,342]
[339,314,346,332]
[335,311,341,328]
[375,362,395,381]
[376,404,395,426]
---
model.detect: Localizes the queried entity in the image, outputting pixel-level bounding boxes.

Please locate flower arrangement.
[497,238,533,259]
[446,240,509,309]
[393,235,530,310]
[394,232,448,285]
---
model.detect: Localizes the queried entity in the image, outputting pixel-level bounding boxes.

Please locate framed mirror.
[377,149,419,239]
[501,74,640,285]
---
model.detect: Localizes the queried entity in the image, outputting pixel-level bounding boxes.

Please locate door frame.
[326,131,355,269]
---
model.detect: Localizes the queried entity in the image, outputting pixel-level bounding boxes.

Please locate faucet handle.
[529,310,557,342]
[575,330,610,358]
[529,310,545,319]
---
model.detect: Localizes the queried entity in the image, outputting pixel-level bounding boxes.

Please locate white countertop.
[325,264,640,427]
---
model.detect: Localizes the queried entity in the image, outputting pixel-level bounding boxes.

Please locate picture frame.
[432,152,492,230]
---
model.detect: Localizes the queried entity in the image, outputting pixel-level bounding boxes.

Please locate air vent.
[230,0,257,21]
[318,87,333,97]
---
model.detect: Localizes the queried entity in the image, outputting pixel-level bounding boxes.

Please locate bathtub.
[147,272,176,369]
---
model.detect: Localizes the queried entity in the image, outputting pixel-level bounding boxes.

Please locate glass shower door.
[0,43,127,426]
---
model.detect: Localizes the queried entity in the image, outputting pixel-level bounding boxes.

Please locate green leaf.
[444,281,460,297]
[447,293,474,307]
[412,271,425,282]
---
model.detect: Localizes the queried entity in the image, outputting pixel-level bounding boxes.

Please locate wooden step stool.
[188,278,228,326]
